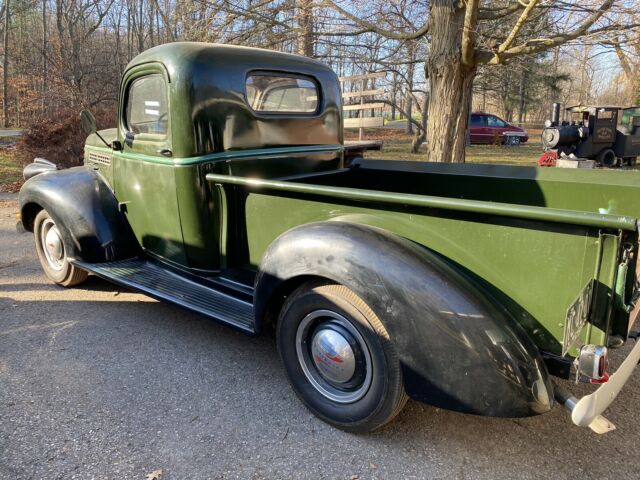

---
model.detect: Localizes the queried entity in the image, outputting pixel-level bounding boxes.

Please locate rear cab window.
[245,72,319,114]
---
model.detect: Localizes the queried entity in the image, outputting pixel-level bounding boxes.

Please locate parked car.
[18,42,640,434]
[470,112,529,144]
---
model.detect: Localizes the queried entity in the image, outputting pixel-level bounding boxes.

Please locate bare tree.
[3,0,9,127]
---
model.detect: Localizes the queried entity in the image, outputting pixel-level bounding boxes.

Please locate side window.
[125,74,168,136]
[246,73,318,113]
[470,114,484,126]
[487,115,506,127]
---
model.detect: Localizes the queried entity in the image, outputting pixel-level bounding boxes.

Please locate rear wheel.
[34,210,88,287]
[276,282,408,432]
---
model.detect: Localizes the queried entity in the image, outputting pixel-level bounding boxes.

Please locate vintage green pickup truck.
[18,42,640,433]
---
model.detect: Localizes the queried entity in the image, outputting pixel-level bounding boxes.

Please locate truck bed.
[208,160,640,358]
[290,159,640,220]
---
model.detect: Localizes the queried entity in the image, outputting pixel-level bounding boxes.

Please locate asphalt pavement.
[1,192,639,480]
[0,130,22,137]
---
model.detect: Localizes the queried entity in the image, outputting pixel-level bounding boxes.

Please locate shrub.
[16,107,116,169]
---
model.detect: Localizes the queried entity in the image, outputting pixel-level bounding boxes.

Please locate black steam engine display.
[538,103,640,167]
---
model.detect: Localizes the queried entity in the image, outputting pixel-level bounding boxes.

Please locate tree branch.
[477,0,614,64]
[322,0,429,40]
[461,0,480,68]
[497,0,539,53]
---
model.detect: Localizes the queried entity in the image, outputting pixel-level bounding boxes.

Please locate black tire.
[33,209,88,287]
[276,281,408,432]
[596,148,617,168]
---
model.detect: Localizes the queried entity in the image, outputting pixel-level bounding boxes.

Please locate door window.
[487,115,507,127]
[125,74,169,136]
[470,114,486,126]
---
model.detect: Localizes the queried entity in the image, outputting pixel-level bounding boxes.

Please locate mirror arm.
[95,130,111,149]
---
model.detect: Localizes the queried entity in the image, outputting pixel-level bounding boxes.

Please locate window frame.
[487,115,507,128]
[120,66,171,146]
[470,114,486,127]
[244,70,322,116]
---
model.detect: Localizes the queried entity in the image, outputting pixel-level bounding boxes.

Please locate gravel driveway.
[1,192,639,480]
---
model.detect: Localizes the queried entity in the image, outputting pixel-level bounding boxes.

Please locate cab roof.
[125,42,335,79]
[122,42,343,158]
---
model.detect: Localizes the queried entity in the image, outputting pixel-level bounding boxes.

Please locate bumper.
[556,338,640,430]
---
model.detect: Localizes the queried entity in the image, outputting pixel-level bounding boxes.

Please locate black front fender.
[255,221,554,418]
[19,166,139,263]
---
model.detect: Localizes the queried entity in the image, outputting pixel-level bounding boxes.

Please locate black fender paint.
[23,157,57,180]
[255,222,554,417]
[19,166,139,263]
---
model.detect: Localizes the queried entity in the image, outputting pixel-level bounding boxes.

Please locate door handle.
[118,201,131,213]
[157,148,172,157]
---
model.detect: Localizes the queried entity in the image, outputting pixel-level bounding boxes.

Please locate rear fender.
[19,166,139,262]
[255,221,554,417]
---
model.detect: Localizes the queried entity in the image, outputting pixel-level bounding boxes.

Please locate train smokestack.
[551,103,561,126]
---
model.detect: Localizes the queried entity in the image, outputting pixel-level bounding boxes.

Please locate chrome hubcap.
[296,309,372,404]
[311,328,356,384]
[40,218,65,270]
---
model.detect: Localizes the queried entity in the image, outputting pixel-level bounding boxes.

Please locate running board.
[72,258,255,334]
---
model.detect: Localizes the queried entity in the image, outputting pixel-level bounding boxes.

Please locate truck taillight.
[576,344,608,382]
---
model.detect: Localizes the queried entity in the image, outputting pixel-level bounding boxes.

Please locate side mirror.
[79,110,97,135]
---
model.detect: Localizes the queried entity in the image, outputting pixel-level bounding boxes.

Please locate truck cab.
[84,43,343,273]
[18,42,640,434]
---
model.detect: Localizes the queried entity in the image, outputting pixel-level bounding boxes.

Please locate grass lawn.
[0,149,22,192]
[364,138,541,165]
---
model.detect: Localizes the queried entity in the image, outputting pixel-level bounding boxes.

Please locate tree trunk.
[138,0,144,52]
[3,0,9,128]
[411,93,429,153]
[297,0,314,57]
[517,69,526,126]
[391,72,397,120]
[41,0,46,115]
[405,41,416,134]
[426,1,477,163]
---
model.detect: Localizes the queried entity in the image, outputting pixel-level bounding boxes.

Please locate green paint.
[205,172,637,355]
[206,173,638,231]
[106,145,342,166]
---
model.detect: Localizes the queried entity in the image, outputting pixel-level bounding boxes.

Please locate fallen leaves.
[146,469,163,480]
[0,180,23,193]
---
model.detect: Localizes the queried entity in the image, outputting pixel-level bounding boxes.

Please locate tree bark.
[297,0,314,57]
[517,68,526,126]
[3,0,9,128]
[411,92,428,153]
[405,41,416,134]
[426,1,477,163]
[41,0,47,114]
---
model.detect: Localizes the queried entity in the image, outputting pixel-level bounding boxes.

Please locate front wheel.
[277,282,407,432]
[596,148,617,168]
[33,209,88,287]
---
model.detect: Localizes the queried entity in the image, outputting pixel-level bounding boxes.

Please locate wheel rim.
[295,309,372,404]
[40,218,65,271]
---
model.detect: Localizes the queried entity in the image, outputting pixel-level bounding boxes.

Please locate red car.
[469,113,529,144]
